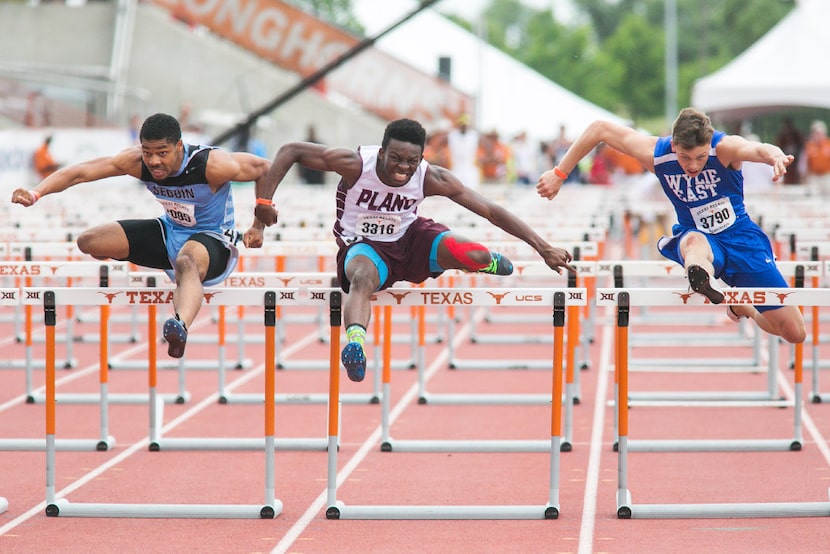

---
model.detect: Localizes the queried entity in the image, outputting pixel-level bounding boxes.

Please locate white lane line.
[776,368,830,465]
[0,329,319,536]
[271,311,480,554]
[578,312,612,554]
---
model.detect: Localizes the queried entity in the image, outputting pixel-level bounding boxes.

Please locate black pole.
[211,0,443,146]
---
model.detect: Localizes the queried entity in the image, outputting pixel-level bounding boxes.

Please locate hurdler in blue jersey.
[538,107,806,345]
[11,113,274,358]
[255,118,575,383]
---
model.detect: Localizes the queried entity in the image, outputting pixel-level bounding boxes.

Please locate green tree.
[284,0,364,35]
[475,0,794,123]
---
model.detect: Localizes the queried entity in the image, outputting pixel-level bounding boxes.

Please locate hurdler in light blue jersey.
[13,112,271,359]
[140,143,239,287]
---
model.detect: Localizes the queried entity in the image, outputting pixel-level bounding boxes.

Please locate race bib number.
[356,213,401,237]
[160,199,196,227]
[691,197,735,234]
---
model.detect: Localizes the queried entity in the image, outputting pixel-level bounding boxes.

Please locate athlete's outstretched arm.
[426,165,575,273]
[11,147,141,207]
[716,134,793,181]
[254,142,361,226]
[536,121,656,200]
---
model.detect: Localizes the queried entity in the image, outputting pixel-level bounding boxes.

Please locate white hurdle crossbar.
[326,287,578,520]
[602,288,830,519]
[28,286,285,518]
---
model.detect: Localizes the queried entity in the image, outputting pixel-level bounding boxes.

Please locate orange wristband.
[553,166,568,179]
[255,198,274,207]
[30,190,41,203]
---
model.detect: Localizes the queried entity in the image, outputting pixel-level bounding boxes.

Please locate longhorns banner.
[152,0,472,124]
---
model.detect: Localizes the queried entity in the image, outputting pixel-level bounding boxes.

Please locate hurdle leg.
[563,303,579,451]
[546,292,566,517]
[44,292,57,508]
[615,293,633,517]
[326,291,343,515]
[380,306,393,448]
[96,304,114,450]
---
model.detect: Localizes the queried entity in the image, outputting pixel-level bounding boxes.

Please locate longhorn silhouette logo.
[487,291,510,305]
[98,291,122,304]
[203,291,221,304]
[388,291,411,304]
[774,291,795,304]
[673,291,695,304]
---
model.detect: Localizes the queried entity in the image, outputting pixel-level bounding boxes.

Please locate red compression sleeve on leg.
[442,236,490,270]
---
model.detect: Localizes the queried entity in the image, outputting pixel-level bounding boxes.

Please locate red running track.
[2,278,830,553]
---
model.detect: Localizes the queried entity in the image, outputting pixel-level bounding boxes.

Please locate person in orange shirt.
[604,145,646,177]
[477,129,511,184]
[33,135,60,180]
[803,120,830,195]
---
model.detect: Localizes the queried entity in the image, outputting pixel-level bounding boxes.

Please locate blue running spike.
[477,252,514,276]
[341,341,366,382]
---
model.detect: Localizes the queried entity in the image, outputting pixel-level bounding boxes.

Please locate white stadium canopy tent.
[353,0,627,140]
[691,0,830,121]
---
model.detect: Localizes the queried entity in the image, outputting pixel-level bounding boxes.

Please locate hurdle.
[599,262,817,406]
[0,261,127,387]
[325,288,572,520]
[419,267,589,421]
[32,287,283,518]
[195,272,382,406]
[450,241,597,370]
[606,288,830,518]
[25,273,189,407]
[0,282,115,452]
[599,286,804,451]
[106,270,254,372]
[146,286,330,452]
[595,259,756,345]
[5,243,140,345]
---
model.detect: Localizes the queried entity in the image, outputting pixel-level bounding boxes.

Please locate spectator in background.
[178,103,202,133]
[447,113,481,190]
[33,135,60,180]
[128,113,141,144]
[775,117,803,185]
[477,129,511,184]
[741,132,775,192]
[24,91,50,128]
[587,143,611,185]
[802,120,830,196]
[510,130,537,186]
[549,124,581,184]
[299,124,326,185]
[424,128,451,168]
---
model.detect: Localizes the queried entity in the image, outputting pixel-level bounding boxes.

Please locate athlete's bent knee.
[443,236,490,270]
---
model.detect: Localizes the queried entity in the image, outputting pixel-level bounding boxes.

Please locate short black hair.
[140,113,182,144]
[382,119,426,150]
